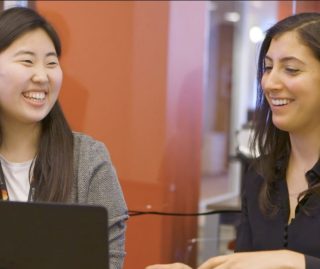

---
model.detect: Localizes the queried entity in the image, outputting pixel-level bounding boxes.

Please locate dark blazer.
[235,162,320,269]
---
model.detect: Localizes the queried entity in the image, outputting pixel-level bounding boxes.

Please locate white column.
[3,1,28,9]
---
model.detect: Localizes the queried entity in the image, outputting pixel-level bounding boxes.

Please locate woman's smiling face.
[262,30,320,135]
[0,28,62,126]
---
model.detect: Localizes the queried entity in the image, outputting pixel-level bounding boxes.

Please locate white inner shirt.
[0,155,32,201]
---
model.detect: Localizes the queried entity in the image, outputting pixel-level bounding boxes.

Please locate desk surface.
[206,196,241,212]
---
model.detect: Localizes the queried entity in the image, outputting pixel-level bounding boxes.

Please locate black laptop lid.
[0,201,109,269]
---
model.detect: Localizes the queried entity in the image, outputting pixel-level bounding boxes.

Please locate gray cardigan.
[70,132,128,269]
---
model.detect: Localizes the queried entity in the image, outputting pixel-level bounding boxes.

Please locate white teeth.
[23,92,46,101]
[271,98,291,106]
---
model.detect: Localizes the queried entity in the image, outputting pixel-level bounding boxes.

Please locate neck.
[0,120,41,163]
[289,131,320,171]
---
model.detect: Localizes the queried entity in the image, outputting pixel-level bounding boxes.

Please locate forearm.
[197,249,305,269]
[280,250,305,269]
[108,214,128,269]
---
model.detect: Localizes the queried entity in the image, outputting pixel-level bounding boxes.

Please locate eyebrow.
[13,50,58,58]
[264,55,305,64]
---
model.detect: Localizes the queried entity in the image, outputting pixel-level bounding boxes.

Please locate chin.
[272,121,291,132]
[22,113,50,124]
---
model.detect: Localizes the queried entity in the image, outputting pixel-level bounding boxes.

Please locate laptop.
[0,201,109,269]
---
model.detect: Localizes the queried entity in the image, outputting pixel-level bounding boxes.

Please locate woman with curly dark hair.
[147,12,320,269]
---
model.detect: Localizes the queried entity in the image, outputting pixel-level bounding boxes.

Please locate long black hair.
[252,12,320,215]
[0,7,73,202]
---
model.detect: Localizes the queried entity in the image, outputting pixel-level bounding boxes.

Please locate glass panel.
[199,0,279,265]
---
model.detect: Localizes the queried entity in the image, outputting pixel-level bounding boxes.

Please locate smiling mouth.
[22,91,46,102]
[270,98,292,106]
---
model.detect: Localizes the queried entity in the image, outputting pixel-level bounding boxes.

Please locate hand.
[146,263,192,269]
[197,250,304,269]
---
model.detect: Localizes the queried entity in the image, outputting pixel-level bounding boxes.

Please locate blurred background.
[3,0,320,268]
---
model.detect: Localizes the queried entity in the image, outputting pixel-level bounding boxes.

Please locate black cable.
[128,209,241,217]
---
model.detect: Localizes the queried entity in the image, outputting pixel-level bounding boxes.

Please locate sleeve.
[305,255,320,269]
[234,191,253,251]
[85,140,128,269]
[235,169,254,252]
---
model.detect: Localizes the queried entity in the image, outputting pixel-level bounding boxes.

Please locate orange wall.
[36,1,206,268]
[278,1,320,20]
[296,1,320,12]
[278,1,292,20]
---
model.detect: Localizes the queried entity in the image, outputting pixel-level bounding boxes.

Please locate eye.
[20,59,33,65]
[285,67,299,75]
[263,65,272,73]
[46,57,59,67]
[47,61,58,66]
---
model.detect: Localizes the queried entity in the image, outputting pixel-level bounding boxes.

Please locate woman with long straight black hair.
[0,7,128,269]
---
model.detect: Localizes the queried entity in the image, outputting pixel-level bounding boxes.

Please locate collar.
[275,155,320,187]
[305,159,320,187]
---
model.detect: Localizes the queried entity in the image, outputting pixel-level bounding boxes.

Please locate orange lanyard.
[0,184,9,201]
[0,164,9,201]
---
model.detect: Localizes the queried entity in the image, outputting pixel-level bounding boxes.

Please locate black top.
[235,159,320,269]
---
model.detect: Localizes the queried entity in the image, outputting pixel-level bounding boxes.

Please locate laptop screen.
[0,201,109,269]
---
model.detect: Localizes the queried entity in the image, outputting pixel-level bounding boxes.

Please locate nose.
[261,69,282,92]
[31,65,49,84]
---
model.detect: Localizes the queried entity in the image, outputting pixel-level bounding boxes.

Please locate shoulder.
[242,164,265,198]
[72,132,111,164]
[73,132,108,154]
[73,131,104,147]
